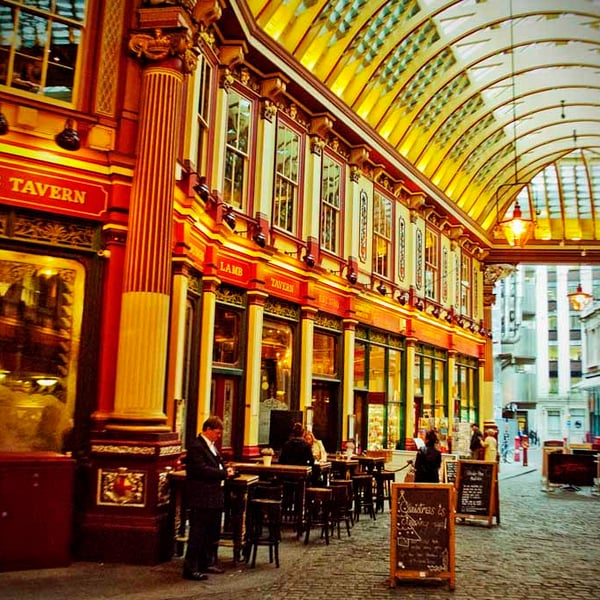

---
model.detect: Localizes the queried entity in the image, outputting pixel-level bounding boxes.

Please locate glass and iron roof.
[243,0,600,253]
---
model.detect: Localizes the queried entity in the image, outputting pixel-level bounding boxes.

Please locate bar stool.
[352,474,376,521]
[304,487,332,545]
[328,484,352,538]
[374,470,395,512]
[246,498,282,568]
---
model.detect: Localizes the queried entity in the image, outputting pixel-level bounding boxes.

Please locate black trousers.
[184,507,222,573]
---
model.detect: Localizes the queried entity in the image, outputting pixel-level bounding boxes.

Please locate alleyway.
[2,448,599,600]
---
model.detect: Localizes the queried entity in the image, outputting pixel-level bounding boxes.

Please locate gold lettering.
[8,176,86,204]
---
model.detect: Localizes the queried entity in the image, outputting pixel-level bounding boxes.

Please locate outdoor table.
[168,470,258,562]
[231,462,312,536]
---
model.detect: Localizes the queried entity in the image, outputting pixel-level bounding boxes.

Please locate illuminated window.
[0,250,84,452]
[0,1,87,103]
[320,155,341,253]
[424,228,439,300]
[193,53,213,175]
[373,192,392,278]
[223,90,252,209]
[273,122,300,233]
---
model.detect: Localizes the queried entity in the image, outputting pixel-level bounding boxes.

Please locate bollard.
[514,436,520,462]
[522,435,529,467]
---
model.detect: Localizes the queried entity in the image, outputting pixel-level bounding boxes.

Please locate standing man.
[183,416,234,581]
[469,423,484,459]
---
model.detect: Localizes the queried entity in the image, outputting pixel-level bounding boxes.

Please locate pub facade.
[0,0,492,567]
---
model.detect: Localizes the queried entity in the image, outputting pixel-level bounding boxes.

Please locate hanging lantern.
[496,201,535,248]
[567,283,593,311]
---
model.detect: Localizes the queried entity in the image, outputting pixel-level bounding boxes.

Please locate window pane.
[273,123,300,233]
[320,156,341,253]
[0,250,84,452]
[0,1,86,102]
[313,331,338,376]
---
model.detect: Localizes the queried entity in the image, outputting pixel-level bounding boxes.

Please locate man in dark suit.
[183,415,234,581]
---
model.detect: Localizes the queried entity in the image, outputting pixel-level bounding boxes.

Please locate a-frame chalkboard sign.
[389,483,456,590]
[455,460,498,527]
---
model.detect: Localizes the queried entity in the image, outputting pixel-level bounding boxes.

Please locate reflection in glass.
[257,320,293,445]
[0,251,84,452]
[213,307,240,365]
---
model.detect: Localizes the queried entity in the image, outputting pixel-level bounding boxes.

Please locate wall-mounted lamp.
[55,118,80,151]
[303,236,318,268]
[396,290,409,305]
[220,204,236,230]
[236,220,267,248]
[192,175,210,201]
[0,105,8,135]
[345,256,358,284]
[303,251,315,268]
[376,282,387,296]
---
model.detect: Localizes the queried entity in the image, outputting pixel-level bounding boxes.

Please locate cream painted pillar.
[196,277,218,432]
[300,307,317,429]
[243,290,268,455]
[165,266,190,431]
[447,349,457,438]
[404,338,417,443]
[111,32,195,429]
[342,319,357,441]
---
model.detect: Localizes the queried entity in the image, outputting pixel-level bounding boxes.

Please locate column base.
[76,429,181,565]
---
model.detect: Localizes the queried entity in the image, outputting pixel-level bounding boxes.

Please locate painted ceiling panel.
[245,0,600,245]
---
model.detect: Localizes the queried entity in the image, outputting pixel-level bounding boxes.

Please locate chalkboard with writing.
[443,457,458,484]
[389,483,455,590]
[455,460,498,527]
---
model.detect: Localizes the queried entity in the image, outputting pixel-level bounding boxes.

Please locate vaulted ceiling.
[235,0,600,261]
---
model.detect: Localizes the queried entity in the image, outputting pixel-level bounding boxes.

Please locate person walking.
[183,416,234,581]
[414,429,442,483]
[470,423,484,460]
[482,429,498,462]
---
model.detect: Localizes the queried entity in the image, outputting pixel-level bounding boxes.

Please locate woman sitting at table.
[305,430,327,463]
[279,422,314,467]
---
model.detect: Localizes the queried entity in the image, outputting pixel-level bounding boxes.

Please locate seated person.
[305,430,327,463]
[279,422,314,467]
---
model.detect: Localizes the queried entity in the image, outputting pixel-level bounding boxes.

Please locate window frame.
[320,153,343,255]
[372,190,393,279]
[273,118,302,234]
[0,0,87,105]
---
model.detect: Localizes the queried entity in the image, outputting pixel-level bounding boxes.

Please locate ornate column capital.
[129,28,198,74]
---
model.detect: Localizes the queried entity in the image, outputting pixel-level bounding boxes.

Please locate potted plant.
[260,447,275,466]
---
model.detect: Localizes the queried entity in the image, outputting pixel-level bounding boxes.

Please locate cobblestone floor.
[2,449,599,600]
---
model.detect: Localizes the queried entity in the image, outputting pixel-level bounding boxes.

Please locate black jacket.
[185,435,227,509]
[414,445,442,483]
[278,436,314,466]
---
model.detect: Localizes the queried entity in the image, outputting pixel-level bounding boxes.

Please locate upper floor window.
[0,0,87,103]
[424,228,439,301]
[193,52,213,175]
[273,121,300,233]
[320,155,341,253]
[224,90,252,209]
[373,191,392,278]
[460,253,472,315]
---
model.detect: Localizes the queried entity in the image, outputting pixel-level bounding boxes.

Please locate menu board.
[455,460,498,526]
[389,483,455,590]
[443,457,458,484]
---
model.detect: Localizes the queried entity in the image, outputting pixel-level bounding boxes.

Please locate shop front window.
[0,250,84,452]
[258,320,293,445]
[213,306,241,366]
[313,331,337,377]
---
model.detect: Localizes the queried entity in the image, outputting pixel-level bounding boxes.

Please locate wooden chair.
[303,487,332,545]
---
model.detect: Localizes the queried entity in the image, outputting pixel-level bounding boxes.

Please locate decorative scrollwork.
[129,28,198,74]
